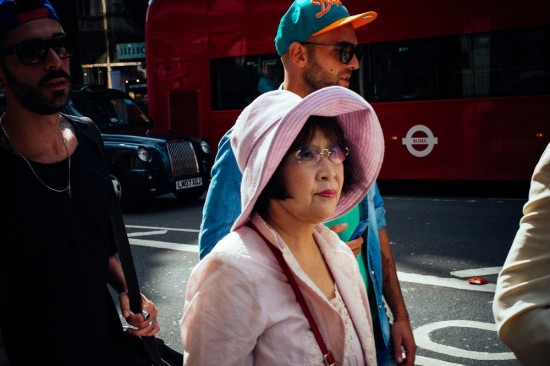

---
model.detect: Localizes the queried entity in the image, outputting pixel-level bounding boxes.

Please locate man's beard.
[303,58,339,94]
[2,66,72,115]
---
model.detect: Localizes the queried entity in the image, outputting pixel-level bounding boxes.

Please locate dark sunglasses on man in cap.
[300,41,361,65]
[0,34,72,65]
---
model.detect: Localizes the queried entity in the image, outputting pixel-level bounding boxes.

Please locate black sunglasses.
[0,34,72,65]
[300,41,361,64]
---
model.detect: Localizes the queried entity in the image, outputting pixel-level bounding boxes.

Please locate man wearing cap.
[199,1,416,365]
[0,1,159,365]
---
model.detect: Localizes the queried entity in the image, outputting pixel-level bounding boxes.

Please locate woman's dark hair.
[254,115,355,217]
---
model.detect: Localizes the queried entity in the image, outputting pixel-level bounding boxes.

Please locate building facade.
[51,0,148,110]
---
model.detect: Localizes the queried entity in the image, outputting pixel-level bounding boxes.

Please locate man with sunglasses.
[0,1,159,365]
[199,0,416,365]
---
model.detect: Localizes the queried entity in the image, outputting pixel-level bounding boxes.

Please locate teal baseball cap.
[275,0,377,56]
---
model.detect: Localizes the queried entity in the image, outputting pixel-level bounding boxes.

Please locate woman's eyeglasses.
[300,41,361,64]
[0,34,72,65]
[293,144,350,166]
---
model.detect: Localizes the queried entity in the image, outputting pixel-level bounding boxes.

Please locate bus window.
[258,64,283,94]
[361,36,464,101]
[478,27,550,97]
[211,55,282,110]
[360,27,549,102]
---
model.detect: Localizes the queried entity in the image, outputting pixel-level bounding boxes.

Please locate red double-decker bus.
[145,0,550,181]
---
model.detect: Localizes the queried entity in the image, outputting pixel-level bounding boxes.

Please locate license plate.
[176,177,203,190]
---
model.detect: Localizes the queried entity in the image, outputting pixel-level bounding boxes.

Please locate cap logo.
[311,0,343,18]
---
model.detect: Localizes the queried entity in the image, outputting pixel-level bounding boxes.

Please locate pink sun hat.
[230,86,384,231]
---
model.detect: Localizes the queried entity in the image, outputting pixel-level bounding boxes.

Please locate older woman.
[180,86,384,365]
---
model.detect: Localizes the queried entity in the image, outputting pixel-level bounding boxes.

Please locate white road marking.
[415,355,467,366]
[397,272,496,292]
[450,267,502,278]
[126,224,199,233]
[414,320,515,360]
[129,238,198,253]
[127,230,168,237]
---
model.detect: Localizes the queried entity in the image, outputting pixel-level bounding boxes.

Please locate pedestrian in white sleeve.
[493,142,550,365]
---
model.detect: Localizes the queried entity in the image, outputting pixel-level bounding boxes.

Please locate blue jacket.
[199,127,392,356]
[198,128,239,259]
[359,184,392,351]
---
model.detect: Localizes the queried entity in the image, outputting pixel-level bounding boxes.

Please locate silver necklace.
[0,113,72,198]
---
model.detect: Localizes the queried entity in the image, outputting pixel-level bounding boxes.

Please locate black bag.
[122,331,183,366]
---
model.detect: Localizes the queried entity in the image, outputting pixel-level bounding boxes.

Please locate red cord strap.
[247,223,337,366]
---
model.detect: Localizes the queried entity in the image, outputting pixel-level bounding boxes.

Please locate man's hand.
[391,319,416,366]
[119,292,160,337]
[328,223,364,257]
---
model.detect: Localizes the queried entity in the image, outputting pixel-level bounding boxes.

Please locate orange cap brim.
[311,11,377,37]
